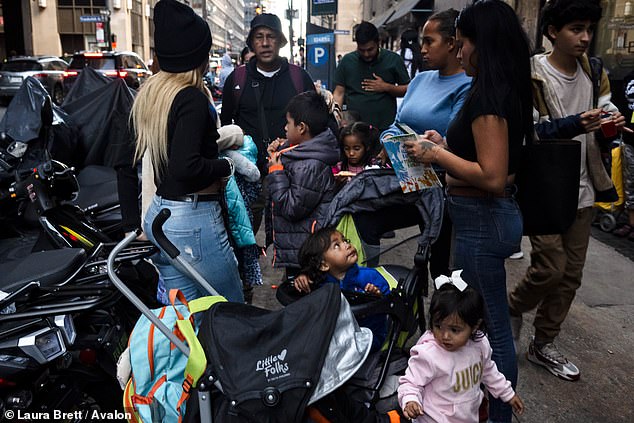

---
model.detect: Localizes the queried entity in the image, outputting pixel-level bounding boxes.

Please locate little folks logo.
[256,348,290,381]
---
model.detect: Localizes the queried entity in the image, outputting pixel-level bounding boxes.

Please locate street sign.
[311,0,337,16]
[80,15,106,23]
[307,33,335,45]
[333,29,350,35]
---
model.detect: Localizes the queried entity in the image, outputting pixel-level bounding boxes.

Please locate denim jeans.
[144,195,244,304]
[447,194,522,423]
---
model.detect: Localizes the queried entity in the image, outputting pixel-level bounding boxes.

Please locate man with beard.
[333,21,410,132]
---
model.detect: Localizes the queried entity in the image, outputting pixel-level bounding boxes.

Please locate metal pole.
[288,0,295,64]
[105,0,112,51]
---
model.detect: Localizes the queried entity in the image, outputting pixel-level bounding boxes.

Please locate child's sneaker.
[527,338,580,381]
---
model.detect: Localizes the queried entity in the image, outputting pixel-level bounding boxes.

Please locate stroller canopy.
[197,283,372,421]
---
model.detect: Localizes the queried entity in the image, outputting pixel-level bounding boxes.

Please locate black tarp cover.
[0,76,80,167]
[61,66,111,106]
[61,77,135,168]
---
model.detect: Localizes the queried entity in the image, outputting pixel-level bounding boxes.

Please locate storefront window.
[593,0,634,109]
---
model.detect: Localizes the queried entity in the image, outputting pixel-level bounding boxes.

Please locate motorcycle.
[0,238,156,420]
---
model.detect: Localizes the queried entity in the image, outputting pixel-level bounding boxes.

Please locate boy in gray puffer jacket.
[266,91,340,274]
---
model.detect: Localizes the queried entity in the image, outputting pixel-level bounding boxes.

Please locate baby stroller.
[276,168,445,413]
[594,140,626,232]
[108,210,375,422]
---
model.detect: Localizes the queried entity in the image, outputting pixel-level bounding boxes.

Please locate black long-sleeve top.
[117,86,230,231]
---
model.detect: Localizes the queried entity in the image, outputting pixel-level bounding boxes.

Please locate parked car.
[63,51,151,92]
[0,56,68,105]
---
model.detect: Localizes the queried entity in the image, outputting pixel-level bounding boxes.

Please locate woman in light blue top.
[382,9,471,139]
[354,9,471,275]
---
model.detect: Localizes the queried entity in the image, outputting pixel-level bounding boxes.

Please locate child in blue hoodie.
[294,227,390,352]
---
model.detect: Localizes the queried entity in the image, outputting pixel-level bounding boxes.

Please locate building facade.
[0,0,246,65]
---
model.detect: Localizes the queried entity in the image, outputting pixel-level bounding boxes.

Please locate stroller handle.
[107,230,190,357]
[152,208,180,259]
[151,208,221,297]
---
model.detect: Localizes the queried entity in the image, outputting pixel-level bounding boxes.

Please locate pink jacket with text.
[398,330,515,423]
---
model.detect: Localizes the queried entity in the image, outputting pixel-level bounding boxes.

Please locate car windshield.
[1,60,43,72]
[69,56,116,70]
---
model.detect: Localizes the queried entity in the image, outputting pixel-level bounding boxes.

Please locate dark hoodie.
[266,129,340,268]
[220,57,315,170]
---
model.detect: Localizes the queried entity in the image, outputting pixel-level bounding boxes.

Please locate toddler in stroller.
[276,221,435,420]
[109,210,404,423]
[293,165,445,411]
[293,227,391,352]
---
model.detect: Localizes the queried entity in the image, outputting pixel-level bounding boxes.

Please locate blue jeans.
[144,195,244,303]
[447,194,522,423]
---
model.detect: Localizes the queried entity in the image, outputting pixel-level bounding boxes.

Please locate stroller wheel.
[599,213,617,232]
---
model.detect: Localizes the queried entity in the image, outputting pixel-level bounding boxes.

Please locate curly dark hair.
[540,0,602,42]
[297,226,338,283]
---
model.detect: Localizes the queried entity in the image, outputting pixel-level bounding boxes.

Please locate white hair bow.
[434,270,468,292]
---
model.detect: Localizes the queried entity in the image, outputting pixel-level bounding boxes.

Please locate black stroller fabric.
[325,168,444,257]
[198,283,342,422]
[61,78,135,168]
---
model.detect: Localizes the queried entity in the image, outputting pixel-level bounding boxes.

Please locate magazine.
[381,132,442,193]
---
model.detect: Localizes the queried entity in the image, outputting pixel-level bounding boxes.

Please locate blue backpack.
[123,290,225,423]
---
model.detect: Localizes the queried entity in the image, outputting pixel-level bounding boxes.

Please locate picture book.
[381,133,442,193]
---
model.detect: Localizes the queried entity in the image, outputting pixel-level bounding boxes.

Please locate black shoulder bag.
[516,137,581,236]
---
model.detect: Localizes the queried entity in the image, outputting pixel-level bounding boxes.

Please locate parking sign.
[306,33,335,89]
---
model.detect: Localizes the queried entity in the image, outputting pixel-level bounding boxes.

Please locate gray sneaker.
[527,338,580,381]
[510,314,522,352]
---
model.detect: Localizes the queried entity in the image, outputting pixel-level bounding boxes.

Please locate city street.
[254,227,634,422]
[1,102,632,421]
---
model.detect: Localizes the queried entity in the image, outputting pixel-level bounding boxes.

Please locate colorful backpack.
[123,290,225,423]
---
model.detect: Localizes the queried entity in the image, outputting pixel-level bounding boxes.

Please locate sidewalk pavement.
[254,228,634,422]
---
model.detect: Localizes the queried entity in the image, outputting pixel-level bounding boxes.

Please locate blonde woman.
[119,0,242,303]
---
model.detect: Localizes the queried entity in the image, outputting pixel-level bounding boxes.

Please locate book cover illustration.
[381,133,442,193]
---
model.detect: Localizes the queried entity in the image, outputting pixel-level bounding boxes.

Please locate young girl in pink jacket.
[398,271,524,422]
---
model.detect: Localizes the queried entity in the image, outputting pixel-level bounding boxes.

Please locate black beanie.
[154,0,212,73]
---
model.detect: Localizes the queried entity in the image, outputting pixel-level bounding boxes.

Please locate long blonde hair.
[131,65,211,176]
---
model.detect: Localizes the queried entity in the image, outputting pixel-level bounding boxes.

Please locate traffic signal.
[111,33,117,49]
[255,3,263,14]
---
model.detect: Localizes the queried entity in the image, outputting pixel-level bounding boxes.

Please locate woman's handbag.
[516,139,581,236]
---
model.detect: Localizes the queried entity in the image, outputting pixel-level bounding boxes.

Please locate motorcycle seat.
[73,165,120,212]
[0,248,86,293]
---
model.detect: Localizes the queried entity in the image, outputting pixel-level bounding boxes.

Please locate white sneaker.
[527,338,580,381]
[508,251,524,259]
